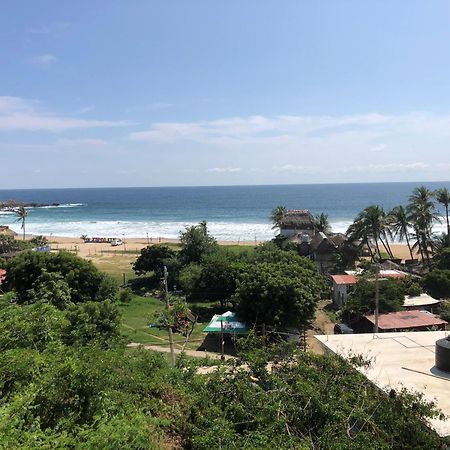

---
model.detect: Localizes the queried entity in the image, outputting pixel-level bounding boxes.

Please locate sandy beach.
[43,235,259,259]
[37,235,420,262]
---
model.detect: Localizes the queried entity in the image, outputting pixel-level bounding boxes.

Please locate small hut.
[0,226,17,237]
[279,209,315,241]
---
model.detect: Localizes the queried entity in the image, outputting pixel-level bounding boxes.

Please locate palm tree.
[270,205,288,230]
[313,213,331,234]
[15,206,28,241]
[387,205,414,260]
[435,187,450,246]
[407,186,439,264]
[346,205,393,260]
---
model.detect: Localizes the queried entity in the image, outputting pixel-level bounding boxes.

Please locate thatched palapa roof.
[281,209,315,229]
[0,226,17,237]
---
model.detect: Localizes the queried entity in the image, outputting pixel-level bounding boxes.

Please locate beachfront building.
[279,209,315,242]
[310,232,348,273]
[0,226,17,237]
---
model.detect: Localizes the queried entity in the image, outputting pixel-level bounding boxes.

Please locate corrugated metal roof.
[403,293,440,308]
[365,310,447,330]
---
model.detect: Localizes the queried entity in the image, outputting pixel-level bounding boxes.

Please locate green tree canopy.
[132,244,176,277]
[5,250,116,304]
[421,269,450,299]
[0,235,19,254]
[179,221,218,264]
[342,278,405,323]
[234,249,325,329]
[62,300,121,348]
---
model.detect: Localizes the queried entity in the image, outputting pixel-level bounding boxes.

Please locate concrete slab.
[315,331,450,437]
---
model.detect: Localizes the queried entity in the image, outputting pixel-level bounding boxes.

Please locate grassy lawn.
[90,250,234,351]
[89,254,137,283]
[119,295,221,351]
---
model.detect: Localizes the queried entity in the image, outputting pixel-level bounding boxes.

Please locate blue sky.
[2,1,450,188]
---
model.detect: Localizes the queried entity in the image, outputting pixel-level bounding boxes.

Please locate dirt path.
[306,299,335,354]
[127,342,233,360]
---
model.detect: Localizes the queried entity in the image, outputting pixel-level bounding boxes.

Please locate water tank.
[435,336,450,373]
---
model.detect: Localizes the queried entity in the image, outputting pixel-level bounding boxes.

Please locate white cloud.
[0,96,127,132]
[129,112,450,147]
[208,167,241,173]
[274,164,312,174]
[348,162,431,173]
[27,54,57,65]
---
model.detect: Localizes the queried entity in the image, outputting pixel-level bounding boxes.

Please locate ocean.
[1,182,449,241]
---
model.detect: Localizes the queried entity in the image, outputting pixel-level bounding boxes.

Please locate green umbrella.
[203,311,248,335]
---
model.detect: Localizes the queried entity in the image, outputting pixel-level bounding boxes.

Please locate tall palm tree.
[313,213,331,234]
[387,205,414,260]
[347,205,393,260]
[15,206,28,241]
[407,186,439,264]
[270,205,288,230]
[435,187,450,246]
[347,220,375,261]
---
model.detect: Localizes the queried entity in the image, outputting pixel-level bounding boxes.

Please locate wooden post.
[123,273,126,286]
[374,263,380,334]
[220,318,225,361]
[163,266,176,365]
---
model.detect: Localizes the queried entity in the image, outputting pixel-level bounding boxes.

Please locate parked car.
[111,239,123,246]
[334,323,354,334]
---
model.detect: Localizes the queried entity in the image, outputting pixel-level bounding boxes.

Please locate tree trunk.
[22,220,25,241]
[379,235,393,258]
[446,205,450,246]
[422,234,431,267]
[384,236,394,258]
[405,233,414,260]
[366,241,375,262]
[374,236,382,259]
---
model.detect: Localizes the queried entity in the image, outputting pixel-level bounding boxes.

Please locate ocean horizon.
[1,181,450,241]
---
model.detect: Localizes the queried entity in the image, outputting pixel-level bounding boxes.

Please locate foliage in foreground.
[0,304,445,450]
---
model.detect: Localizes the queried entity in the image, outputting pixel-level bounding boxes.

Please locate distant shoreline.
[35,235,416,261]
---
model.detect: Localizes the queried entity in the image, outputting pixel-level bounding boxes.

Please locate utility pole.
[163,266,176,365]
[220,317,225,361]
[374,262,380,334]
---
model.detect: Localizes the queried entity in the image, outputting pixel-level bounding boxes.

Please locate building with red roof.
[0,268,6,286]
[330,274,358,308]
[361,310,447,333]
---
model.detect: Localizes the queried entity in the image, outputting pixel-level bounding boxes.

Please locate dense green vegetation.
[0,230,447,447]
[0,314,444,448]
[134,227,326,331]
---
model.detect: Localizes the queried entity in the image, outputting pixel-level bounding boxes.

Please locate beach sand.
[43,235,257,259]
[38,235,420,262]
